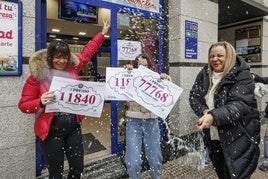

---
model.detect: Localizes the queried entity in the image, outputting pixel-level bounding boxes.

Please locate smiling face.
[209,45,226,73]
[52,55,68,70]
[47,41,70,70]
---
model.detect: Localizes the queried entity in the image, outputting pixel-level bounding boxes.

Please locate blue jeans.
[204,147,212,164]
[125,118,162,179]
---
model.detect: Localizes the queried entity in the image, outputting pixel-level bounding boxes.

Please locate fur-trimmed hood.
[29,49,79,80]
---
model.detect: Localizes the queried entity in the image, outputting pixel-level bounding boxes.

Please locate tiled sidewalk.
[140,156,268,179]
[140,116,268,179]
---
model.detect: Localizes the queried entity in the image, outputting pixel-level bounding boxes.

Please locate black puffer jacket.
[189,57,260,178]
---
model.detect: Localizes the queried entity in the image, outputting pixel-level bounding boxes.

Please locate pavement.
[39,114,268,179]
[139,154,268,179]
[139,114,268,179]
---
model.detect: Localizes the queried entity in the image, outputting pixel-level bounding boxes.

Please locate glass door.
[112,11,160,153]
[39,1,112,176]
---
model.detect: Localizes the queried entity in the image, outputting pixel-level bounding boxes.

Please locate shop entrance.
[46,0,112,164]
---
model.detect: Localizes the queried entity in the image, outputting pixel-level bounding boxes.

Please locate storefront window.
[235,25,261,63]
[117,12,159,69]
[116,12,160,143]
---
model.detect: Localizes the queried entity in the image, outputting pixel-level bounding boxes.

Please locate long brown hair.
[133,53,154,71]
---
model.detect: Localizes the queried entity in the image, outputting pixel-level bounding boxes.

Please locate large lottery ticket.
[124,65,183,119]
[45,76,105,117]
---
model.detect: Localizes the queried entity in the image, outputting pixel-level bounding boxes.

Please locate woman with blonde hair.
[189,41,260,179]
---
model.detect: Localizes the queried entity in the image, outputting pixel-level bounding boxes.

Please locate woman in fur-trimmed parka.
[18,21,110,179]
[189,41,260,179]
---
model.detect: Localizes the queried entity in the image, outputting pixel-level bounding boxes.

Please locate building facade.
[0,0,268,178]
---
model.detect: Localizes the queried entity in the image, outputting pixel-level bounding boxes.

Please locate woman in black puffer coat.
[189,41,260,179]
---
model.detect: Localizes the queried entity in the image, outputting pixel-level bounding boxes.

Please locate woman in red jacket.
[18,20,110,179]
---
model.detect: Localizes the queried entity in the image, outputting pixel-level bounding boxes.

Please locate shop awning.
[219,0,268,27]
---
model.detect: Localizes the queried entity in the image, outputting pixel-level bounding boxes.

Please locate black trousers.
[208,140,231,179]
[39,114,84,179]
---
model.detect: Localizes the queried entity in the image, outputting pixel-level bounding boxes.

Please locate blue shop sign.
[185,20,198,59]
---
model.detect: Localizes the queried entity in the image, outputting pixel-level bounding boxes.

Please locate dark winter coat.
[189,57,260,178]
[18,32,105,141]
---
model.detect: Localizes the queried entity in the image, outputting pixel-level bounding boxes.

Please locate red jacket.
[18,32,105,141]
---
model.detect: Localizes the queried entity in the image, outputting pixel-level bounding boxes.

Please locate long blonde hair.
[207,41,237,89]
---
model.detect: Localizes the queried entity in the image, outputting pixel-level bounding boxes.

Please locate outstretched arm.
[101,19,110,36]
[76,19,110,71]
